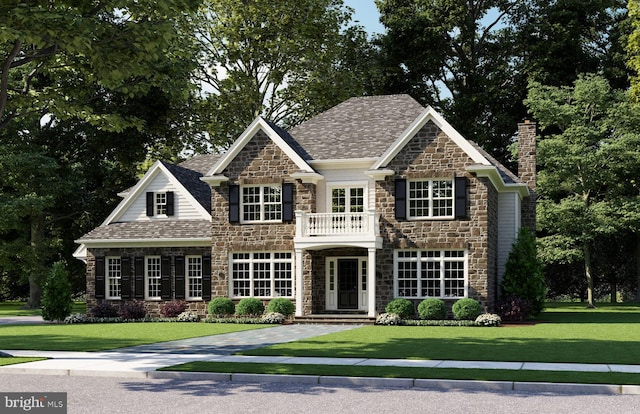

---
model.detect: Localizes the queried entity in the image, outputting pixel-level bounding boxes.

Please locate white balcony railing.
[295,210,379,238]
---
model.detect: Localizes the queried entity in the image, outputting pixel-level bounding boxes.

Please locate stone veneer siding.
[85,246,212,317]
[376,120,498,311]
[518,121,537,232]
[209,130,315,312]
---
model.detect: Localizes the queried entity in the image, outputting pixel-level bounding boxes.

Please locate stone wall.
[376,120,497,311]
[85,246,211,317]
[209,130,315,310]
[518,120,537,231]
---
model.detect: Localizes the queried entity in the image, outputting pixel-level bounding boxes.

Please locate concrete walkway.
[2,321,640,394]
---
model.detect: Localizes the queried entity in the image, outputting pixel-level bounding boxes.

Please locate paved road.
[1,373,638,414]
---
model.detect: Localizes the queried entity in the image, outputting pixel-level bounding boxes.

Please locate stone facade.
[518,120,537,232]
[85,246,211,317]
[377,121,497,311]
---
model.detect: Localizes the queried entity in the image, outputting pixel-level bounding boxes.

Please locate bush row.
[379,297,501,327]
[207,297,294,318]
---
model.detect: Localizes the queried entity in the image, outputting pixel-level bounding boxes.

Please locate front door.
[337,259,358,309]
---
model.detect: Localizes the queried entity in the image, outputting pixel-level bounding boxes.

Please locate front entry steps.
[292,313,376,325]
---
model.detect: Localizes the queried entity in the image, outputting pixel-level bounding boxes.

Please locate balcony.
[294,210,382,250]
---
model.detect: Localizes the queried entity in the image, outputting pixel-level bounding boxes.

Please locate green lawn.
[0,323,268,351]
[239,302,640,365]
[0,301,86,316]
[0,357,47,366]
[161,361,640,386]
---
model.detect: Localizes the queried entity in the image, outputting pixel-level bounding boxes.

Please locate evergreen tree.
[41,262,73,322]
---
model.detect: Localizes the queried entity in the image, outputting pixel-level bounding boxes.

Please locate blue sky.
[344,0,384,35]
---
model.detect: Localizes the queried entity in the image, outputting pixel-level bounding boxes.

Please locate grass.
[0,301,86,316]
[239,302,640,365]
[160,361,640,386]
[0,357,47,366]
[0,323,269,351]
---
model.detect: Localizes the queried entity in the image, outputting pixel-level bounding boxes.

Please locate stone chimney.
[517,120,536,231]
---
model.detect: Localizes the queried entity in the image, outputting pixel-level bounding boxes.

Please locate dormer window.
[146,191,174,217]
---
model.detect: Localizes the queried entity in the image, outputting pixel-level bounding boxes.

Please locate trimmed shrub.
[177,311,200,322]
[267,298,294,316]
[207,297,235,316]
[385,298,415,319]
[452,298,482,320]
[118,301,146,320]
[41,261,73,322]
[501,227,546,316]
[417,298,446,320]
[90,302,118,318]
[375,313,403,325]
[475,313,502,327]
[161,301,187,318]
[261,312,285,324]
[235,297,265,316]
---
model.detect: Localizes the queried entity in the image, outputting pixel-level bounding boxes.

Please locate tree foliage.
[501,227,546,315]
[41,261,73,322]
[525,74,640,306]
[193,0,377,147]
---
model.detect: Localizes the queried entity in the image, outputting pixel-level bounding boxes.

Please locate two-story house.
[75,94,536,319]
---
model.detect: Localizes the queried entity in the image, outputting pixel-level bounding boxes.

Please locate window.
[408,179,453,218]
[155,193,167,215]
[230,252,293,298]
[331,187,365,213]
[145,256,161,300]
[242,185,282,222]
[106,257,122,299]
[395,250,466,299]
[187,256,203,300]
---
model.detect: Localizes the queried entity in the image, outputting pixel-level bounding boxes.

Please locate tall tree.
[0,0,202,132]
[525,74,640,307]
[375,0,523,161]
[192,0,376,147]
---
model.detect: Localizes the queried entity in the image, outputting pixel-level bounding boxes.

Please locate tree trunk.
[25,215,45,309]
[583,241,596,308]
[636,232,640,302]
[610,282,617,303]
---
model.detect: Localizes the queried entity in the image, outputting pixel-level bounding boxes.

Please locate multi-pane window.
[331,187,364,213]
[155,192,167,215]
[230,252,293,298]
[408,179,453,218]
[242,185,281,222]
[106,257,121,299]
[187,256,203,300]
[395,250,466,299]
[146,256,161,300]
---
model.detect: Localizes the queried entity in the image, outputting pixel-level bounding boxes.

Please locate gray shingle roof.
[161,161,211,211]
[469,141,521,184]
[288,95,425,160]
[77,220,211,241]
[178,153,220,175]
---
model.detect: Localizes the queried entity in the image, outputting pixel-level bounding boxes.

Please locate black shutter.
[455,176,468,219]
[175,256,185,299]
[166,191,175,216]
[161,256,172,300]
[95,256,105,299]
[282,183,294,222]
[202,255,212,301]
[395,179,407,220]
[229,184,240,223]
[146,192,154,216]
[134,257,144,299]
[121,257,131,299]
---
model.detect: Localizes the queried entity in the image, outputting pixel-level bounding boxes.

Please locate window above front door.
[328,184,366,213]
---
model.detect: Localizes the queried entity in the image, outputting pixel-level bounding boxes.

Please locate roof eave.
[466,165,531,198]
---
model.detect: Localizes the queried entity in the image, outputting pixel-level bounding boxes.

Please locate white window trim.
[326,182,368,213]
[393,249,468,299]
[407,178,455,220]
[228,252,294,298]
[106,256,122,300]
[240,184,282,223]
[155,192,168,217]
[145,256,162,301]
[186,255,203,300]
